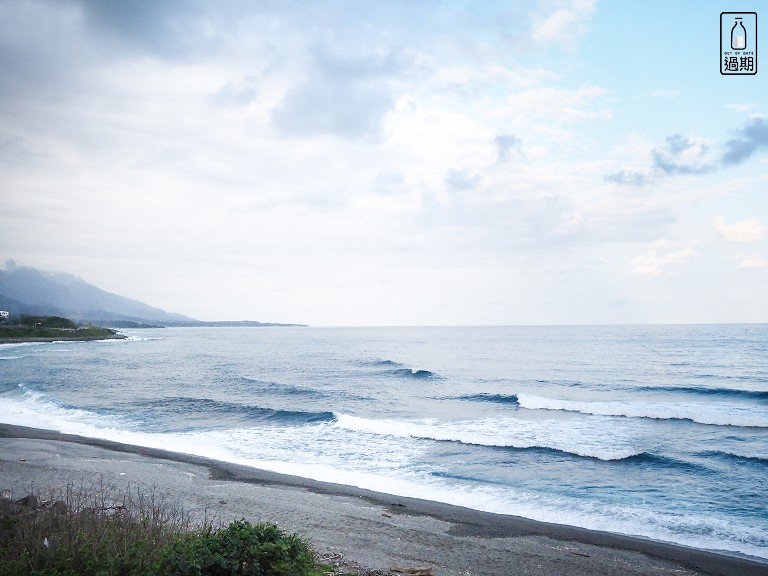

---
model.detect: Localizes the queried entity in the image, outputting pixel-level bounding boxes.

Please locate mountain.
[0,262,305,327]
[0,263,196,326]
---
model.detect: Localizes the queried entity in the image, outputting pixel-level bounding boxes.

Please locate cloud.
[713,216,765,243]
[531,0,596,49]
[651,134,714,175]
[649,89,679,100]
[738,254,768,269]
[503,85,610,122]
[722,117,768,165]
[554,209,585,237]
[724,103,757,113]
[209,76,259,108]
[271,48,408,139]
[0,0,91,101]
[495,134,522,163]
[1,0,762,325]
[444,168,482,192]
[603,134,713,186]
[603,169,652,186]
[77,0,216,59]
[631,241,697,276]
[606,118,768,185]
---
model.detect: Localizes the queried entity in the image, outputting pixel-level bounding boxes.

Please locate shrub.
[156,520,316,576]
[0,482,318,576]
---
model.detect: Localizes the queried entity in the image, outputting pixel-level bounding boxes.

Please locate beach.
[1,424,765,576]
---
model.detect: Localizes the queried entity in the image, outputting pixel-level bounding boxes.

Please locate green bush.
[156,520,316,576]
[0,484,321,576]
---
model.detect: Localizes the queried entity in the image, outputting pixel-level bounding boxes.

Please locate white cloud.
[649,89,680,100]
[531,0,596,48]
[554,210,585,236]
[503,85,611,123]
[713,216,765,243]
[651,134,714,176]
[444,168,482,192]
[1,0,765,325]
[631,240,697,276]
[724,103,757,113]
[738,254,768,269]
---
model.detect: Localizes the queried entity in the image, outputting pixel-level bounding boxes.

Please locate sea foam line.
[516,393,768,428]
[333,413,641,461]
[1,388,766,560]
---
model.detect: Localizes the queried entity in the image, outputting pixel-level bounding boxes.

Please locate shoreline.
[1,424,766,575]
[0,334,126,345]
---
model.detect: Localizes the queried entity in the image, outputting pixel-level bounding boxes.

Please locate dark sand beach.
[1,423,766,576]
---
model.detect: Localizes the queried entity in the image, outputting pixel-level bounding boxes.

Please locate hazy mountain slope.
[0,293,65,317]
[0,264,196,325]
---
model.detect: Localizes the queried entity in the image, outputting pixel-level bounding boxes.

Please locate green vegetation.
[0,483,327,576]
[0,315,123,342]
[157,520,316,576]
[18,316,77,329]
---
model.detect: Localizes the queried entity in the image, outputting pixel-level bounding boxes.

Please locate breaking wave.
[358,358,440,379]
[333,413,641,461]
[635,385,768,401]
[516,393,768,428]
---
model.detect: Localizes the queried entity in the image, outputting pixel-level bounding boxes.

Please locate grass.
[0,481,331,576]
[0,326,120,340]
[16,316,78,329]
[0,315,123,342]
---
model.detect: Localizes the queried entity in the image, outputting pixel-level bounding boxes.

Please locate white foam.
[517,393,768,428]
[151,426,768,560]
[0,384,126,435]
[1,388,766,560]
[0,341,47,350]
[333,413,642,461]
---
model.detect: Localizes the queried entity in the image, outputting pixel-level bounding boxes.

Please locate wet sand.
[1,423,766,576]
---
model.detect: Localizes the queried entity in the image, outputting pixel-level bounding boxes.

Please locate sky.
[1,0,766,326]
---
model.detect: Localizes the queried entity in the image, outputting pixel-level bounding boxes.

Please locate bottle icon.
[731,18,747,50]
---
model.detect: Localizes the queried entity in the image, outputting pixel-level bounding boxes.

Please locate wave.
[387,368,439,379]
[358,359,440,379]
[696,450,768,466]
[636,385,768,401]
[237,377,326,398]
[0,341,47,350]
[333,413,641,461]
[4,385,334,434]
[359,359,403,367]
[2,383,126,433]
[13,383,82,412]
[516,393,768,428]
[452,393,520,405]
[619,452,716,474]
[115,396,335,426]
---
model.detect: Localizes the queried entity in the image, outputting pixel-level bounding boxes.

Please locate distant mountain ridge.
[0,263,196,325]
[0,262,302,327]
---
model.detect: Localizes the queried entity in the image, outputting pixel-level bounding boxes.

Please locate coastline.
[0,327,125,345]
[0,335,125,344]
[1,423,765,576]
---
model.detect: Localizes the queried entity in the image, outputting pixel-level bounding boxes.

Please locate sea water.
[1,325,766,560]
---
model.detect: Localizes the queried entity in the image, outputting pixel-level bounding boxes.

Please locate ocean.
[1,324,766,561]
